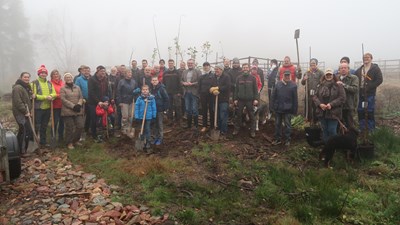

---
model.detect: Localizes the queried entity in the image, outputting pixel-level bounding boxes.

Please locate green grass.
[65,127,400,224]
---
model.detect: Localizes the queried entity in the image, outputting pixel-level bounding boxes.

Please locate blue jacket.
[75,75,89,99]
[271,80,298,114]
[135,94,157,120]
[150,83,169,112]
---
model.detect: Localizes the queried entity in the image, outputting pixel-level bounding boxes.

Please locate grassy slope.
[67,127,400,225]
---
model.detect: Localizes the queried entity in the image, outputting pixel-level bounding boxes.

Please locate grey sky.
[22,0,400,71]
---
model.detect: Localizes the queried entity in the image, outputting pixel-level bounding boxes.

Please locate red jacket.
[251,72,262,93]
[279,64,297,82]
[51,79,64,109]
[96,104,115,127]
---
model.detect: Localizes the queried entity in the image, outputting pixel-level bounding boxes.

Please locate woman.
[12,72,33,155]
[313,69,346,142]
[50,69,65,141]
[60,73,84,149]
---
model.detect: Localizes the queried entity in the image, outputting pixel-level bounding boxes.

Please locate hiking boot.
[250,132,256,138]
[272,140,282,145]
[155,139,162,145]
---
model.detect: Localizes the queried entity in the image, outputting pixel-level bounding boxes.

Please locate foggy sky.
[22,0,400,73]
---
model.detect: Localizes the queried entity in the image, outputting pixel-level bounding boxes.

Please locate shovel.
[135,99,148,151]
[50,100,57,149]
[126,99,136,138]
[210,95,220,141]
[81,103,86,141]
[25,105,39,154]
[105,110,109,139]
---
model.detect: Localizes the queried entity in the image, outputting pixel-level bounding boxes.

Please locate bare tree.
[201,41,213,62]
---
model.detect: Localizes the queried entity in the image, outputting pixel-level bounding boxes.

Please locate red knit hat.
[37,64,48,75]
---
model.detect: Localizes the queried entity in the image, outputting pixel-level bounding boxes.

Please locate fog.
[3,0,400,83]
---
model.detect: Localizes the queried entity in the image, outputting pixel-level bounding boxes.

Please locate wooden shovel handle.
[140,99,149,135]
[214,95,218,128]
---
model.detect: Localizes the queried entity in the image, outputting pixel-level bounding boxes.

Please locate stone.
[63,217,73,225]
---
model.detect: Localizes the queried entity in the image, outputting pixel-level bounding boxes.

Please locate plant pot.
[357,143,374,159]
[305,127,322,147]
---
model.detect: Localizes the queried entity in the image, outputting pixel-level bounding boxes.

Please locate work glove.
[209,86,219,94]
[73,104,82,112]
[133,87,141,94]
[212,90,220,95]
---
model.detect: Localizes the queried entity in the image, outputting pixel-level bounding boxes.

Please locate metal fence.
[354,59,400,78]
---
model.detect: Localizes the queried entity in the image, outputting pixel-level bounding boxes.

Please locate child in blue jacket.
[135,85,157,149]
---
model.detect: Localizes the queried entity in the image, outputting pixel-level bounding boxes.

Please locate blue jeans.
[217,102,229,134]
[35,108,51,145]
[274,113,292,142]
[184,92,199,116]
[320,118,338,142]
[138,119,152,143]
[358,95,376,131]
[153,112,164,140]
[53,108,64,141]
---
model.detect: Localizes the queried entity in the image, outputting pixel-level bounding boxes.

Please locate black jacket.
[198,71,215,96]
[211,73,231,103]
[88,75,109,105]
[163,68,182,95]
[271,80,298,114]
[354,63,383,97]
[150,83,169,112]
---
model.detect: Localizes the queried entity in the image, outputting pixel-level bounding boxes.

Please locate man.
[252,58,264,92]
[223,58,232,78]
[73,65,85,83]
[354,53,383,131]
[267,59,278,109]
[181,59,202,129]
[230,58,242,95]
[210,64,231,138]
[233,63,258,138]
[300,58,324,124]
[138,59,148,77]
[178,61,186,117]
[139,66,153,87]
[88,65,109,141]
[131,60,140,83]
[335,57,356,75]
[279,56,302,82]
[163,59,183,126]
[31,65,57,146]
[75,65,91,134]
[337,62,359,129]
[198,62,215,132]
[271,70,298,146]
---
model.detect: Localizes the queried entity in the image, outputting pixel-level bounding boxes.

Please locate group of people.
[11,53,382,154]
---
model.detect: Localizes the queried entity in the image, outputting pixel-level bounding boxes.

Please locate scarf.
[320,80,334,103]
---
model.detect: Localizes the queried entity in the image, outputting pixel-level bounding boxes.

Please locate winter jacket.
[157,67,166,83]
[339,74,359,111]
[354,63,383,97]
[75,75,89,99]
[163,68,182,95]
[108,75,118,100]
[31,77,56,110]
[181,68,202,97]
[271,80,298,114]
[138,75,152,87]
[96,104,115,127]
[88,74,109,106]
[254,67,264,91]
[251,72,262,93]
[301,69,324,95]
[230,67,242,93]
[60,84,84,117]
[267,66,278,89]
[198,71,215,96]
[12,79,33,123]
[279,64,297,82]
[151,83,169,112]
[313,80,346,120]
[51,79,64,109]
[234,73,258,101]
[116,78,137,104]
[134,95,157,120]
[211,73,231,103]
